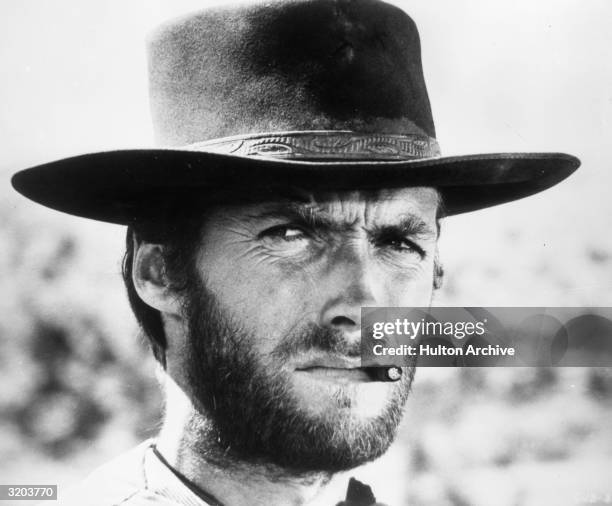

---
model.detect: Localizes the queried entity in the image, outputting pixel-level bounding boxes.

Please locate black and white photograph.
[1,1,611,505]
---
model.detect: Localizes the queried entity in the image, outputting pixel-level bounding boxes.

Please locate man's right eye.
[259,225,308,242]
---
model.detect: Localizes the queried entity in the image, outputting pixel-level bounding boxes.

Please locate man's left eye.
[377,236,425,258]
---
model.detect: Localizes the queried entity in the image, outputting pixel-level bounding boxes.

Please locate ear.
[132,242,183,317]
[433,248,444,291]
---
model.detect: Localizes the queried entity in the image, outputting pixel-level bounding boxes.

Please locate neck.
[155,374,331,506]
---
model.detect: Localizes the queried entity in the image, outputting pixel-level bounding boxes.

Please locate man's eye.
[260,225,308,242]
[376,236,425,258]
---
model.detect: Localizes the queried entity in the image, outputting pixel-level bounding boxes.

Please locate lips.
[293,356,372,382]
[294,355,362,370]
[295,366,373,383]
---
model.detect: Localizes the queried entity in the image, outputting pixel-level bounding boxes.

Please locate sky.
[0,0,609,166]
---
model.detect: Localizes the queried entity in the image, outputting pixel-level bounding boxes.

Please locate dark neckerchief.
[152,446,226,506]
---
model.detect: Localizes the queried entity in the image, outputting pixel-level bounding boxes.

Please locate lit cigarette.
[385,366,402,381]
[366,366,403,382]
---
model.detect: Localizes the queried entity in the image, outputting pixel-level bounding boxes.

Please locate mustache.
[271,324,362,360]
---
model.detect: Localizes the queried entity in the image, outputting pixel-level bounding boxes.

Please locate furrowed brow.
[245,203,339,229]
[368,214,437,240]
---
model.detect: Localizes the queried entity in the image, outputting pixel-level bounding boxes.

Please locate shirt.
[55,440,383,506]
[57,440,212,506]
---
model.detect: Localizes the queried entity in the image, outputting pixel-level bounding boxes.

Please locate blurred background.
[1,1,611,505]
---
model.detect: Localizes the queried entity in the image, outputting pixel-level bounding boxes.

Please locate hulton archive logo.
[361,307,612,367]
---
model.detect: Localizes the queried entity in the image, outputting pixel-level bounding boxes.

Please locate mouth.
[294,366,373,383]
[293,357,399,383]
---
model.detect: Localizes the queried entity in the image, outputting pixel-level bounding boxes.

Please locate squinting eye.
[260,225,308,242]
[282,227,306,240]
[376,236,425,258]
[389,238,413,251]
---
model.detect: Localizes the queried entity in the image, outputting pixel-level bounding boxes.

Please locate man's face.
[174,187,440,472]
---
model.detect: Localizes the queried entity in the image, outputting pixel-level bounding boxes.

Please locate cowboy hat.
[11,0,580,224]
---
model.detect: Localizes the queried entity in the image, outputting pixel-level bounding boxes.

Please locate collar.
[144,441,215,506]
[144,440,379,506]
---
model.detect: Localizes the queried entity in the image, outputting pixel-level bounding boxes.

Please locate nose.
[319,244,379,335]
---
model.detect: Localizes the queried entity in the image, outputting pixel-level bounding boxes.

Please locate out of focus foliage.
[399,367,612,505]
[0,193,161,462]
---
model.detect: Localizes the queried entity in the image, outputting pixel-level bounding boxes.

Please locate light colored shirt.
[57,440,211,506]
[56,440,380,506]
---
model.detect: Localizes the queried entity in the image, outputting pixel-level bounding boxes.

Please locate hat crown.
[148,0,435,147]
[11,0,579,224]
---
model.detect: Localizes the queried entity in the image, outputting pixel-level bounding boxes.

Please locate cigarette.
[365,366,403,382]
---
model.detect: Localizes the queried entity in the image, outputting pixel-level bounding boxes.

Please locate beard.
[182,277,415,474]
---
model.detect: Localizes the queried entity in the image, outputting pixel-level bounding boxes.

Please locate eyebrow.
[245,203,437,239]
[245,203,339,229]
[368,214,437,239]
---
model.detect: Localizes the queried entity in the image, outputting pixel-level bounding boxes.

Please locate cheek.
[379,261,435,307]
[203,257,318,351]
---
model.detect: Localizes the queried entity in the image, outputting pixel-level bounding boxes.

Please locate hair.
[122,190,446,368]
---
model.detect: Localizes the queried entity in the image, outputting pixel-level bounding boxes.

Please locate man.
[11,0,579,504]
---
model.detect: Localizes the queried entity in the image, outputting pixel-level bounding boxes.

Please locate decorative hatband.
[188,130,441,160]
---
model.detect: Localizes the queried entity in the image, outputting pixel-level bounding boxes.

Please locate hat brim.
[11,149,580,224]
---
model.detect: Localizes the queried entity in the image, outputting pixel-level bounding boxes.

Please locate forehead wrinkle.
[239,187,441,229]
[243,201,360,230]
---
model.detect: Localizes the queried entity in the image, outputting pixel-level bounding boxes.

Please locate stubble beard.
[182,278,415,475]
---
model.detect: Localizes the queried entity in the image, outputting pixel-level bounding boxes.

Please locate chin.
[291,376,398,419]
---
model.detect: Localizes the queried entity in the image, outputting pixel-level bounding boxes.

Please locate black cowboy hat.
[11,0,579,224]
